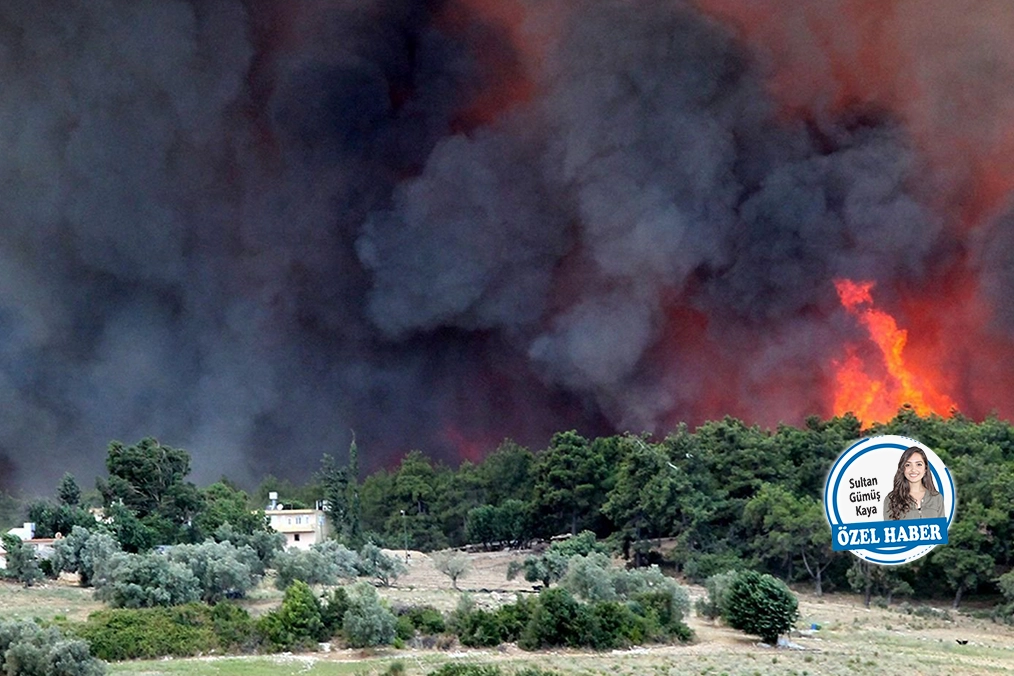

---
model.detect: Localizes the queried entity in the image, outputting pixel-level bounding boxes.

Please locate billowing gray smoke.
[0,0,962,493]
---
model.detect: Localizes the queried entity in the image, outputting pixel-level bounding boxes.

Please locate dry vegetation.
[7,548,1014,676]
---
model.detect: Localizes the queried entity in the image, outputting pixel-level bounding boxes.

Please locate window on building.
[294,533,300,542]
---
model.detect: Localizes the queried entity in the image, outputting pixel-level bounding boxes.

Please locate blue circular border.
[824,436,955,563]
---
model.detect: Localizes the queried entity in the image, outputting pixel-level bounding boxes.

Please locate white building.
[263,493,331,550]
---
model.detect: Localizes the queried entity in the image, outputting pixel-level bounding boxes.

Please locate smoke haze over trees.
[1,1,1013,489]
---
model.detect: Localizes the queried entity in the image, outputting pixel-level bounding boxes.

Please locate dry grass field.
[5,548,1014,676]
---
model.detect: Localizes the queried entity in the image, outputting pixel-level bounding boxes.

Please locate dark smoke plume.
[0,0,1007,493]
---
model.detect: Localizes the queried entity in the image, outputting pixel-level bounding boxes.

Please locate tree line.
[4,406,1014,612]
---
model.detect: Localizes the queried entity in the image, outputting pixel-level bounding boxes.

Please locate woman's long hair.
[886,446,939,519]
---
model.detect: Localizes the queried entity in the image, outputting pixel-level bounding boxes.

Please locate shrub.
[0,619,106,676]
[73,605,220,661]
[343,581,397,648]
[94,552,201,608]
[696,570,739,620]
[584,601,647,649]
[561,553,617,601]
[209,603,262,653]
[548,531,606,558]
[427,665,502,676]
[358,544,406,587]
[519,588,583,650]
[320,587,351,638]
[400,605,446,635]
[722,570,799,644]
[456,608,504,647]
[259,580,325,651]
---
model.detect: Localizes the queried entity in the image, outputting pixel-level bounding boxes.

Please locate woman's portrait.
[883,446,945,521]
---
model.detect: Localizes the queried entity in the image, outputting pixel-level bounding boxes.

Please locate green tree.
[357,543,406,587]
[260,580,326,650]
[94,552,201,608]
[743,483,836,593]
[1,534,42,587]
[193,482,264,538]
[97,438,203,544]
[433,550,471,590]
[167,541,261,604]
[480,440,535,506]
[532,431,610,536]
[0,619,106,676]
[51,526,121,587]
[723,570,799,645]
[58,472,82,507]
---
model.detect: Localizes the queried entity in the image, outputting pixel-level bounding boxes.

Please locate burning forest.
[0,0,1012,490]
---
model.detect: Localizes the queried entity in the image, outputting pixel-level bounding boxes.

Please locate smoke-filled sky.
[2,0,1013,494]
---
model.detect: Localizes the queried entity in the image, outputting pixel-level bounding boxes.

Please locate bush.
[73,605,220,661]
[259,580,325,651]
[320,587,351,638]
[0,619,106,676]
[548,531,606,558]
[399,605,446,635]
[427,665,502,676]
[723,570,798,644]
[519,588,583,650]
[456,608,504,647]
[584,601,647,649]
[209,603,263,653]
[343,581,397,648]
[696,570,739,620]
[93,552,201,608]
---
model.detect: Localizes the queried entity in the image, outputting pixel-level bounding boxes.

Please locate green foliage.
[0,618,106,676]
[342,581,396,648]
[518,587,583,650]
[57,473,82,508]
[166,540,260,603]
[426,665,502,676]
[722,570,799,644]
[213,523,285,575]
[271,540,358,590]
[259,580,325,651]
[25,500,97,540]
[93,552,200,608]
[97,437,203,545]
[696,570,739,620]
[532,431,610,536]
[1,534,42,587]
[193,482,264,538]
[52,526,121,587]
[398,605,446,635]
[432,550,471,590]
[319,587,351,638]
[73,603,258,660]
[358,543,406,587]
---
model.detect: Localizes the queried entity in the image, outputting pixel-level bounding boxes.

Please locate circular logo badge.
[824,435,955,566]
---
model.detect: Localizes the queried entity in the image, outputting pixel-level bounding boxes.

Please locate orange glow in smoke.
[833,279,956,423]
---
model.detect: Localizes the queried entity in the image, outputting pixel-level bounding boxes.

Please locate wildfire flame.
[833,279,956,423]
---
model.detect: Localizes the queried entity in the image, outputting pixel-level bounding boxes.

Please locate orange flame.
[833,279,956,423]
